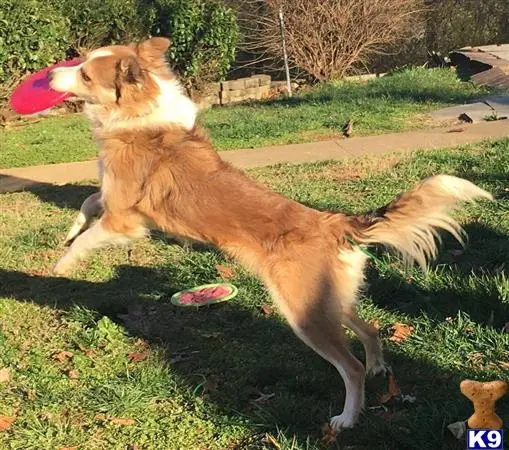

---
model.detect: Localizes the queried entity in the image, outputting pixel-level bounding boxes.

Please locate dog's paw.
[53,256,74,277]
[366,359,391,378]
[330,412,358,432]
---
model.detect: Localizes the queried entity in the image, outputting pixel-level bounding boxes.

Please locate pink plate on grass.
[10,58,82,115]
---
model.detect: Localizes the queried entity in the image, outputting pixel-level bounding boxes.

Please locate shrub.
[0,0,69,83]
[151,0,238,88]
[425,0,509,54]
[233,0,422,81]
[47,0,153,53]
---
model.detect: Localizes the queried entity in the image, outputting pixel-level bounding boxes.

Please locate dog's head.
[49,37,172,106]
[49,37,196,130]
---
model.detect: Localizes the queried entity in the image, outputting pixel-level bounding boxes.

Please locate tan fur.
[50,38,493,432]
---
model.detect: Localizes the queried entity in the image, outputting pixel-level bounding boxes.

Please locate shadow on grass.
[0,263,507,449]
[365,221,509,327]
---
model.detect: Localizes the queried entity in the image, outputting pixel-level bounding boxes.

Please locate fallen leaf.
[251,392,275,404]
[53,351,73,363]
[389,323,413,343]
[0,415,15,431]
[447,420,467,439]
[0,368,10,383]
[388,374,401,397]
[110,417,135,426]
[59,447,78,450]
[128,351,149,363]
[261,304,274,315]
[78,344,93,357]
[67,369,79,380]
[320,423,336,444]
[215,264,234,280]
[95,415,135,426]
[378,375,401,404]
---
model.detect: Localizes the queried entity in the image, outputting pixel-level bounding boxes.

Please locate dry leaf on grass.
[53,351,73,363]
[320,423,336,444]
[67,369,79,380]
[0,368,10,383]
[78,343,93,357]
[378,375,401,404]
[59,447,78,450]
[215,264,234,280]
[261,304,274,315]
[0,415,15,431]
[389,323,413,343]
[95,415,135,426]
[110,417,136,426]
[128,352,149,363]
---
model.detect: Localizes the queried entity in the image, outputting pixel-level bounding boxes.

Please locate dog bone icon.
[460,379,507,430]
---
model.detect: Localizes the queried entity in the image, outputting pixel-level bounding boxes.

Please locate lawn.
[0,138,508,449]
[0,68,488,169]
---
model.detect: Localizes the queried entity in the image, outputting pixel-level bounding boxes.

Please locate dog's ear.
[135,37,171,62]
[117,55,143,84]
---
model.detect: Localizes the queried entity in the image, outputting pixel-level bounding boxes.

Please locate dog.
[49,37,493,432]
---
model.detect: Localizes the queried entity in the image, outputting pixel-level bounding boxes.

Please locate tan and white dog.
[49,37,493,432]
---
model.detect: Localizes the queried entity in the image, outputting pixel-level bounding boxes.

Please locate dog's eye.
[81,70,91,82]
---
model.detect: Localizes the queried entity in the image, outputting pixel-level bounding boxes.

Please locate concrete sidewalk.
[1,120,508,193]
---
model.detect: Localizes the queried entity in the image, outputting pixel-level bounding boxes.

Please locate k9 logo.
[467,429,503,450]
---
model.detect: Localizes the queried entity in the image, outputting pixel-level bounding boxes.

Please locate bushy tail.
[350,175,493,269]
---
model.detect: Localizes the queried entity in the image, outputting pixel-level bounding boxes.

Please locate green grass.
[0,68,488,169]
[1,138,508,449]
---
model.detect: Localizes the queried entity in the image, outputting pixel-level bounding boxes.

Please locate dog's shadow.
[1,264,507,449]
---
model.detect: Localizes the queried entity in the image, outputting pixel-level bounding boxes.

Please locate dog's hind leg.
[342,308,387,377]
[54,212,145,276]
[267,258,365,432]
[64,192,104,246]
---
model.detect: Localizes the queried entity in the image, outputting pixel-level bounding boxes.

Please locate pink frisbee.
[10,58,82,115]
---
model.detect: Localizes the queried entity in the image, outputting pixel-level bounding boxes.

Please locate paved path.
[1,120,508,193]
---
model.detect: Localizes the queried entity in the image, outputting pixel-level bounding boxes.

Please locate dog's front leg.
[54,213,145,276]
[64,192,104,246]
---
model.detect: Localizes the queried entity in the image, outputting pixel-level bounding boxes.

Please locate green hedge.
[0,0,238,90]
[0,0,69,84]
[152,0,238,88]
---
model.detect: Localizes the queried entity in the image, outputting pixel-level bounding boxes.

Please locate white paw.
[64,221,86,246]
[330,412,358,432]
[53,255,75,277]
[366,358,389,377]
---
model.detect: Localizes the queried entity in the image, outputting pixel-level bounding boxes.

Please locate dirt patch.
[301,153,408,183]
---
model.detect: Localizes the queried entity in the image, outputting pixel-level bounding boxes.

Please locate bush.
[234,0,422,81]
[151,0,238,88]
[47,0,153,53]
[0,0,69,84]
[425,0,509,54]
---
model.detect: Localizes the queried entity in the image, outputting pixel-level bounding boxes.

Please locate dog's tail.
[348,175,493,268]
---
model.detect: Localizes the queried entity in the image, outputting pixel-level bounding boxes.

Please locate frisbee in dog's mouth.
[171,283,238,307]
[10,58,82,115]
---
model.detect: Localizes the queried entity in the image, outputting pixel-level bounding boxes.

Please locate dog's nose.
[47,71,54,83]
